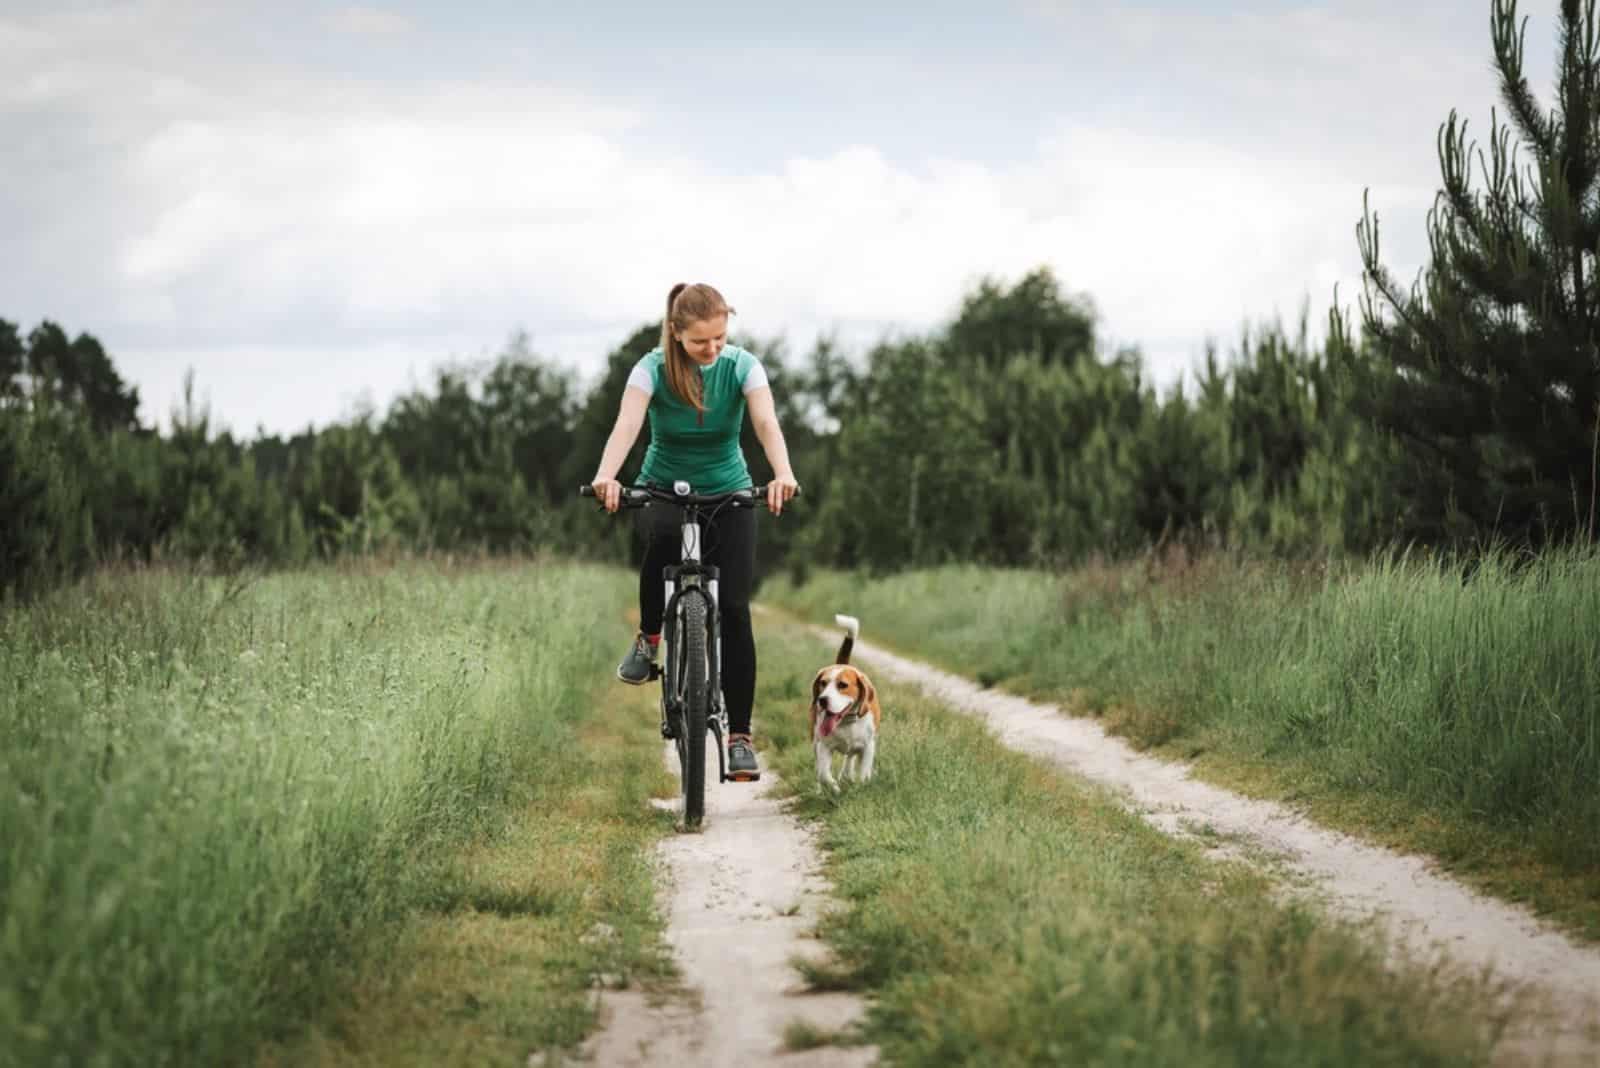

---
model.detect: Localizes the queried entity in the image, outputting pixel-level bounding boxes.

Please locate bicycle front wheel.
[678,593,708,828]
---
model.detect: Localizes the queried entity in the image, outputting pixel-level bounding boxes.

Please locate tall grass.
[0,561,631,1067]
[763,546,1600,897]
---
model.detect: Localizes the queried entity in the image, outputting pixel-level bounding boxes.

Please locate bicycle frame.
[661,499,731,781]
[579,478,789,807]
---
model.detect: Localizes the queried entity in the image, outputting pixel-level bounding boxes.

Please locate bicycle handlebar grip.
[578,485,596,497]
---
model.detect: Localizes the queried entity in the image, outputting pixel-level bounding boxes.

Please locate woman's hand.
[766,475,799,516]
[591,477,624,513]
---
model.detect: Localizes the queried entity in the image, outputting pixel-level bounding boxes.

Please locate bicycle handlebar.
[578,482,800,510]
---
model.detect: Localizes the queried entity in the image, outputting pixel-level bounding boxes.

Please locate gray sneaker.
[617,634,657,685]
[727,736,760,781]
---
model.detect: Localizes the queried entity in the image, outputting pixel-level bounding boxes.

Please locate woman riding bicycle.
[590,282,800,781]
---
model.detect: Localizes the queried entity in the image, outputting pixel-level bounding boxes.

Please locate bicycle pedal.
[649,665,663,681]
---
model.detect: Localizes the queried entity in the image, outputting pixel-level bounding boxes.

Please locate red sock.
[642,633,661,647]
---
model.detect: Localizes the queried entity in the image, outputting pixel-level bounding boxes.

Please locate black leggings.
[637,503,757,737]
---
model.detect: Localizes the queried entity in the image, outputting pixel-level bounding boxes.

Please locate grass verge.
[0,559,670,1066]
[759,547,1600,941]
[748,619,1516,1066]
[257,658,676,1065]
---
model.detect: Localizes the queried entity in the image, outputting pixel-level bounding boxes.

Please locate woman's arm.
[591,386,650,512]
[746,385,799,515]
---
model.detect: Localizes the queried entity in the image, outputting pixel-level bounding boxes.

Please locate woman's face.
[675,314,727,365]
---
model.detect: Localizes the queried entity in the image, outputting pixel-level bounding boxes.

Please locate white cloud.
[108,99,1436,429]
[3,0,1515,433]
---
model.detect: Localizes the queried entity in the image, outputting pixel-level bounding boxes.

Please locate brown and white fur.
[810,614,881,794]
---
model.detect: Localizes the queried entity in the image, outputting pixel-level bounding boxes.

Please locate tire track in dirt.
[582,741,874,1067]
[791,620,1600,1066]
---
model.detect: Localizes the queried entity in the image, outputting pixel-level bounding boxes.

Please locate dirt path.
[817,627,1600,1064]
[582,742,874,1067]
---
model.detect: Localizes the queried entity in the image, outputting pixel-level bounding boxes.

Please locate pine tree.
[1354,0,1600,545]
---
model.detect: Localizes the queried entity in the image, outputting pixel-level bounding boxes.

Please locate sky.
[1,0,1545,436]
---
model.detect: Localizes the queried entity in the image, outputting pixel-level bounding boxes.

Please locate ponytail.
[660,282,734,425]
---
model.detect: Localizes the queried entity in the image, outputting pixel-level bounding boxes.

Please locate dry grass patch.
[781,1017,863,1052]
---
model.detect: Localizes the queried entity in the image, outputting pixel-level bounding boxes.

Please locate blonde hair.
[661,283,735,423]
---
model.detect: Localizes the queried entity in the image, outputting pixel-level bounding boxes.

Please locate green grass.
[0,559,664,1067]
[8,552,1576,1065]
[760,546,1600,938]
[257,656,679,1066]
[748,619,1515,1066]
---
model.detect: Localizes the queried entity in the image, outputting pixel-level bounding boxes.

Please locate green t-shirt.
[626,345,769,494]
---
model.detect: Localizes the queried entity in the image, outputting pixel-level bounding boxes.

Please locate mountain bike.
[579,480,791,828]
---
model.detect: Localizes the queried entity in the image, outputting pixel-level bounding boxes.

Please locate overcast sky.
[3,1,1542,436]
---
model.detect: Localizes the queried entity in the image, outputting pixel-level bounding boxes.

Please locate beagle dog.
[811,614,882,793]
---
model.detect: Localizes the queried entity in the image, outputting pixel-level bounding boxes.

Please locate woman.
[590,282,800,780]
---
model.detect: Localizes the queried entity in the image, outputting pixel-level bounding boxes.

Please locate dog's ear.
[861,673,881,720]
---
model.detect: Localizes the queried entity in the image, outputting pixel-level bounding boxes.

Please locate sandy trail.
[583,741,874,1068]
[817,627,1600,1064]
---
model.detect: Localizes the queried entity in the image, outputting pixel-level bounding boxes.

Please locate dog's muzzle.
[816,696,858,739]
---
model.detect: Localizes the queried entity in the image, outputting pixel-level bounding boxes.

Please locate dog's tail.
[834,614,860,664]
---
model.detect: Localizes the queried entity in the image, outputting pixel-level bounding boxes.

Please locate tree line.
[0,260,1585,599]
[4,0,1596,597]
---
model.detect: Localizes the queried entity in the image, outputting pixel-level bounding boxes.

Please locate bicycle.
[579,480,793,828]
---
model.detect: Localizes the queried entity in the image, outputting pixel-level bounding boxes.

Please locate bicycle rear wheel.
[678,594,708,828]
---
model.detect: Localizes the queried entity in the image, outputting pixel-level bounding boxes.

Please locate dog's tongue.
[819,711,844,738]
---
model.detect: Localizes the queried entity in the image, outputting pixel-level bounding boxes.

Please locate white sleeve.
[625,359,654,396]
[742,358,769,394]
